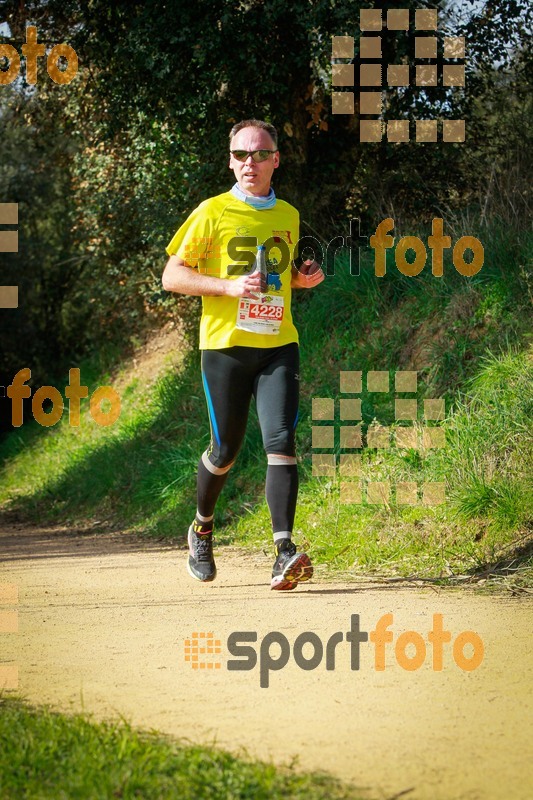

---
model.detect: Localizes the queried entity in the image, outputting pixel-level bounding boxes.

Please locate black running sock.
[274,537,294,553]
[196,457,231,519]
[193,516,213,535]
[265,463,299,535]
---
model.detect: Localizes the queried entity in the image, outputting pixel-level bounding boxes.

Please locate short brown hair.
[229,119,278,148]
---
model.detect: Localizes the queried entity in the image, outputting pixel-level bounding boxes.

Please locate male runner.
[162,119,324,590]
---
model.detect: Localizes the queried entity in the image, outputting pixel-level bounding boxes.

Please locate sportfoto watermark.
[184,613,484,688]
[0,25,78,86]
[218,217,484,279]
[4,368,121,427]
[370,218,483,277]
[332,7,466,142]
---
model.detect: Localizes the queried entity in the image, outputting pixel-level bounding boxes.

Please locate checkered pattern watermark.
[0,582,19,690]
[184,631,222,670]
[184,237,222,264]
[0,203,18,308]
[332,7,466,142]
[312,370,446,505]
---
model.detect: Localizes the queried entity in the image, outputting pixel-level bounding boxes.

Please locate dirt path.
[1,525,532,800]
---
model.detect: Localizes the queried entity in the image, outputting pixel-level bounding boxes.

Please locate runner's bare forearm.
[163,255,267,299]
[162,256,229,297]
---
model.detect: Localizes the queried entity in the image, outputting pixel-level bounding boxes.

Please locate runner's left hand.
[291,259,325,289]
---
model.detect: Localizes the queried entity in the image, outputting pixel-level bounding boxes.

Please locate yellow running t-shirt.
[166,191,299,349]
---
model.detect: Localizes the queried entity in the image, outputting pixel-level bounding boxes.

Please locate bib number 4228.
[249,303,283,319]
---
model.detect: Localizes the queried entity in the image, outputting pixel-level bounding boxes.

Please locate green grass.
[0,223,531,585]
[439,350,533,526]
[0,697,367,800]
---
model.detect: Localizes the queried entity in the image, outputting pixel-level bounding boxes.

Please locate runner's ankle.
[193,515,213,534]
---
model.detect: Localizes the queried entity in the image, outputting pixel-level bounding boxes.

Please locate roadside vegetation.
[0,697,366,800]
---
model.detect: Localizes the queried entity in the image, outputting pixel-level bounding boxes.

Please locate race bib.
[236,295,284,335]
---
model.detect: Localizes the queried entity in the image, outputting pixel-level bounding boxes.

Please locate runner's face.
[229,127,280,197]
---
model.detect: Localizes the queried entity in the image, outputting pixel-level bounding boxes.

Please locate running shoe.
[187,522,216,582]
[271,538,313,590]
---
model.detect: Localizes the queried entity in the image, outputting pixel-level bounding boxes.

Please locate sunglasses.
[230,149,277,162]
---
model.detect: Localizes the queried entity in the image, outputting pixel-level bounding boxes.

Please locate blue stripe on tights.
[202,371,221,447]
[293,408,299,429]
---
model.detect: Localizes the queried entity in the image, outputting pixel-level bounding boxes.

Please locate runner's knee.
[202,450,236,474]
[264,429,296,458]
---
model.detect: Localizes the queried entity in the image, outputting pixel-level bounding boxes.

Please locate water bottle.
[253,244,267,276]
[252,243,267,294]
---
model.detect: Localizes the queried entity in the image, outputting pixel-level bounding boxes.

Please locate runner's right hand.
[225,271,267,298]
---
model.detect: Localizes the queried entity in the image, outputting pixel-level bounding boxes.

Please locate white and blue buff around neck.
[230,182,277,210]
